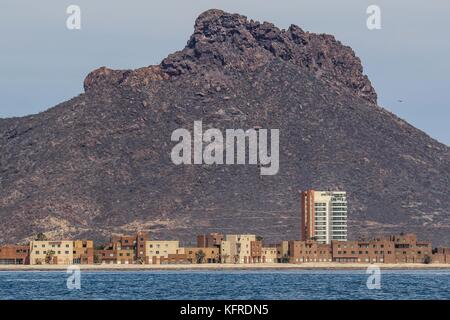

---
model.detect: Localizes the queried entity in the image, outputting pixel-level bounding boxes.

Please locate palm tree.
[423,255,432,264]
[281,254,290,263]
[195,250,206,264]
[45,250,55,264]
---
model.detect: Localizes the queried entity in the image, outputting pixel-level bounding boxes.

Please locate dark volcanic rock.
[1,9,449,245]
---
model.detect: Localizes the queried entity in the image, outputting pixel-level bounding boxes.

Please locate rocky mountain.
[1,9,449,245]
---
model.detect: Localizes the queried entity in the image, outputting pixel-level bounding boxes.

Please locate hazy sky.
[1,0,449,145]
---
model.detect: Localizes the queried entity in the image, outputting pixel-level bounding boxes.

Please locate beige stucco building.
[220,234,257,264]
[276,241,290,263]
[30,241,74,265]
[145,240,181,264]
[262,247,277,263]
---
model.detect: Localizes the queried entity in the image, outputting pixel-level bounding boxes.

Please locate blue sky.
[1,0,449,145]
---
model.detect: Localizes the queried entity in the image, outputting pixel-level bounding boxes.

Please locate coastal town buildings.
[29,241,73,265]
[432,248,450,264]
[288,240,333,263]
[73,240,94,264]
[146,240,182,264]
[262,247,277,263]
[94,232,150,264]
[0,232,449,265]
[183,247,220,264]
[220,234,262,263]
[0,245,29,265]
[276,241,290,263]
[197,233,223,248]
[1,190,449,266]
[301,190,348,244]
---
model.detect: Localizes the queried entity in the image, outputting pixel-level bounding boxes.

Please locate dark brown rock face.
[1,9,449,245]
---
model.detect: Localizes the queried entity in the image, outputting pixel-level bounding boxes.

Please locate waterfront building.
[73,240,94,264]
[288,240,333,263]
[0,245,29,265]
[432,248,450,264]
[183,247,220,263]
[276,241,290,263]
[220,234,261,263]
[301,190,348,244]
[29,241,73,265]
[145,240,182,264]
[331,237,396,263]
[390,234,432,263]
[197,233,224,248]
[262,247,277,263]
[95,232,149,264]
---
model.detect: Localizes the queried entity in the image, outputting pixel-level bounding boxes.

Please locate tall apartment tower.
[301,190,348,244]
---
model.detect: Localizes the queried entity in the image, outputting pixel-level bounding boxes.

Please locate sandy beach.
[1,263,449,271]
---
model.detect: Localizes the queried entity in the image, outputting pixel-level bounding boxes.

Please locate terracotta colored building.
[95,232,149,264]
[390,234,432,263]
[250,240,262,263]
[160,253,188,264]
[331,237,396,263]
[0,245,30,265]
[197,233,224,248]
[288,240,333,263]
[73,240,94,264]
[432,248,450,264]
[288,234,441,264]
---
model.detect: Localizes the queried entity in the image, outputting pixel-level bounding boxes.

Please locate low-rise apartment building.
[220,235,261,263]
[331,237,396,263]
[30,241,73,265]
[432,248,450,264]
[276,241,290,263]
[289,240,333,263]
[73,240,94,264]
[0,245,30,265]
[288,234,441,264]
[183,247,220,264]
[146,240,182,264]
[95,248,117,264]
[391,234,432,263]
[95,232,149,264]
[262,247,277,263]
[197,233,224,248]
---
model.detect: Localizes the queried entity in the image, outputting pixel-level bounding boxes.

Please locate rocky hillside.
[1,9,449,245]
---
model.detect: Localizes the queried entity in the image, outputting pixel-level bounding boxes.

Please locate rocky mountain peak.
[161,9,377,104]
[85,9,376,104]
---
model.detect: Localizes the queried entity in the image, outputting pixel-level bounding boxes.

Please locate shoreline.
[1,263,450,271]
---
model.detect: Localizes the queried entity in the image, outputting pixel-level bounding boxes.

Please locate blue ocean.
[0,269,448,300]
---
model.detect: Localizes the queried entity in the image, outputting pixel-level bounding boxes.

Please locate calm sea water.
[0,269,449,300]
